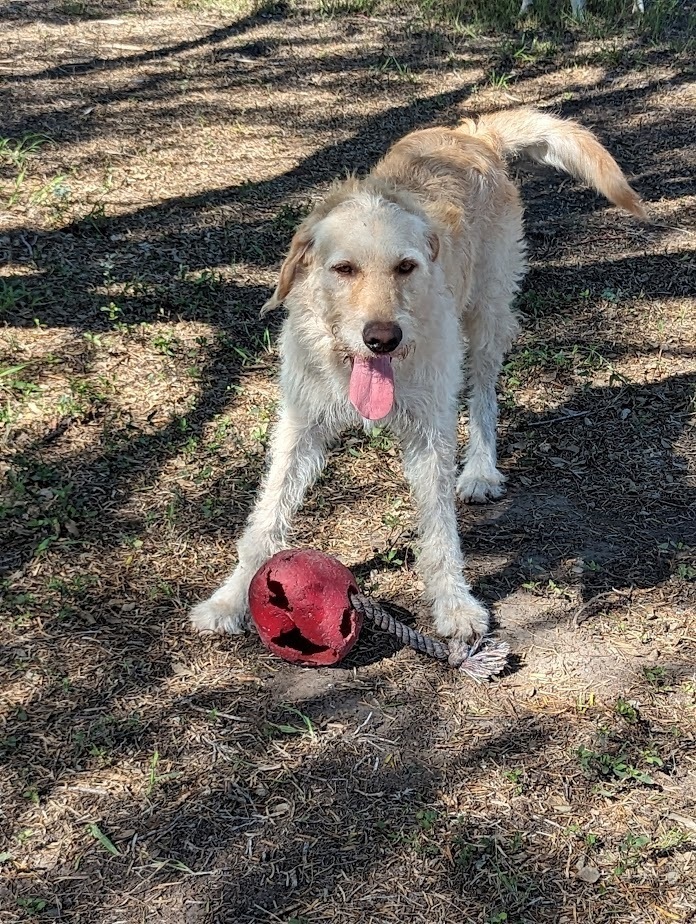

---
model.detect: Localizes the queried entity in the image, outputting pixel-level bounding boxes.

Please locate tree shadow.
[1,6,695,921]
[463,371,695,626]
[2,666,691,921]
[2,0,290,32]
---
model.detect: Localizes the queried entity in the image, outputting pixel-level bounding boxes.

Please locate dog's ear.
[261,226,314,315]
[426,230,440,261]
[426,204,459,261]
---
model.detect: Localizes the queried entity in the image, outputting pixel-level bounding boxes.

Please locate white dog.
[520,0,645,18]
[191,107,644,651]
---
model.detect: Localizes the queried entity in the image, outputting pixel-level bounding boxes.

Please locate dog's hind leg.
[457,300,520,505]
[190,408,332,634]
[399,419,489,643]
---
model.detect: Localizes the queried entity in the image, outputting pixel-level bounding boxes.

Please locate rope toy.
[248,549,510,682]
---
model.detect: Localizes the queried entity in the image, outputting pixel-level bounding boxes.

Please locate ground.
[1,0,695,921]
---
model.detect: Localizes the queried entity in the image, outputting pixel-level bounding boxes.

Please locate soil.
[1,3,695,922]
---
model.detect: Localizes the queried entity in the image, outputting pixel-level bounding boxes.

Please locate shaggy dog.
[191,107,644,652]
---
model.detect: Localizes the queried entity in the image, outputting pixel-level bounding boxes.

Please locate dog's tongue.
[349,355,394,421]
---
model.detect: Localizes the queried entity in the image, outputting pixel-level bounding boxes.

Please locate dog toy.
[248,549,510,682]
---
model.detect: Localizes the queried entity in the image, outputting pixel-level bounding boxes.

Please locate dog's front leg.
[190,408,331,634]
[400,421,489,644]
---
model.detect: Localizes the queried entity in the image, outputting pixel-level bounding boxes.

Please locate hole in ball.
[267,577,293,612]
[273,626,330,656]
[340,607,353,638]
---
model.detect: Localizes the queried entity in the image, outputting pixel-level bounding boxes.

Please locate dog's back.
[372,126,515,236]
[373,107,645,223]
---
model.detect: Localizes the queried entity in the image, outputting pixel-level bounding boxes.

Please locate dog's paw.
[434,595,490,644]
[190,596,250,635]
[456,466,507,504]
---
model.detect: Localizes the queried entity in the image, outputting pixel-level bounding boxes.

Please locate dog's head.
[263,187,440,352]
[263,184,446,419]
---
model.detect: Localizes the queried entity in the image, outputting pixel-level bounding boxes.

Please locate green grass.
[577,743,659,787]
[318,0,379,13]
[159,0,693,41]
[0,362,41,427]
[0,280,44,316]
[373,54,418,82]
[1,461,86,560]
[0,134,50,205]
[501,341,626,391]
[86,823,121,857]
[16,897,49,916]
[487,68,514,88]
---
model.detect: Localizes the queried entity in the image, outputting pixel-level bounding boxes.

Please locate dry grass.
[1,1,695,922]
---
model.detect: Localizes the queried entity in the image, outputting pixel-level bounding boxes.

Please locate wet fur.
[191,107,644,645]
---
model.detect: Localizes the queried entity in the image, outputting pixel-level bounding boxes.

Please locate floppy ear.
[426,229,440,261]
[261,227,314,315]
[426,203,460,260]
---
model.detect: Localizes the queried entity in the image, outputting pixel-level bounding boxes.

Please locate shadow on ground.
[1,4,695,922]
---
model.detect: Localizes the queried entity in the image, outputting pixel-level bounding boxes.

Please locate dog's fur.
[520,0,646,19]
[191,107,645,648]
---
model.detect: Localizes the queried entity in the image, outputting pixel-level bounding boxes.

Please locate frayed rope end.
[448,636,511,682]
[351,592,510,680]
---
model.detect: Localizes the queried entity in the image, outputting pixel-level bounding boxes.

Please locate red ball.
[248,550,363,666]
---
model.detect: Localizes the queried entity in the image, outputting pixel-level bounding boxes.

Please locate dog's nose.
[362,321,403,355]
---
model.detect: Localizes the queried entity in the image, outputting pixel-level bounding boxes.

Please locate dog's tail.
[458,107,646,218]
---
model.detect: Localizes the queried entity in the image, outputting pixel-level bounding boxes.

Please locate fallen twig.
[574,587,634,627]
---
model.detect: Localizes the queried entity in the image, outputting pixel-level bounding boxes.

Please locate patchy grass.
[1,1,695,922]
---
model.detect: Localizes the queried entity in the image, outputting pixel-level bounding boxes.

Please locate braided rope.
[350,592,510,682]
[351,594,450,660]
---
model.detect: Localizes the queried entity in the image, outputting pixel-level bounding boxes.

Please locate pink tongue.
[349,355,395,421]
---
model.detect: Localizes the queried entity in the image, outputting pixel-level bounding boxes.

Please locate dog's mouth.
[348,354,395,421]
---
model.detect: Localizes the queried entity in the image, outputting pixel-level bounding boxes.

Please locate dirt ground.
[1,1,695,922]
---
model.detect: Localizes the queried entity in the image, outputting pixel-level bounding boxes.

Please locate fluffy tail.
[460,108,646,218]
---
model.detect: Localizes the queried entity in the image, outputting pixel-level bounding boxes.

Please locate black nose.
[362,321,403,355]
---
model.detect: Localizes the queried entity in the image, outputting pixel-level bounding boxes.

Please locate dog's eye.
[396,260,417,275]
[332,262,355,276]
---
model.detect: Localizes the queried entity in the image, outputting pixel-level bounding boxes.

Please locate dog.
[190,107,645,653]
[520,0,645,18]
